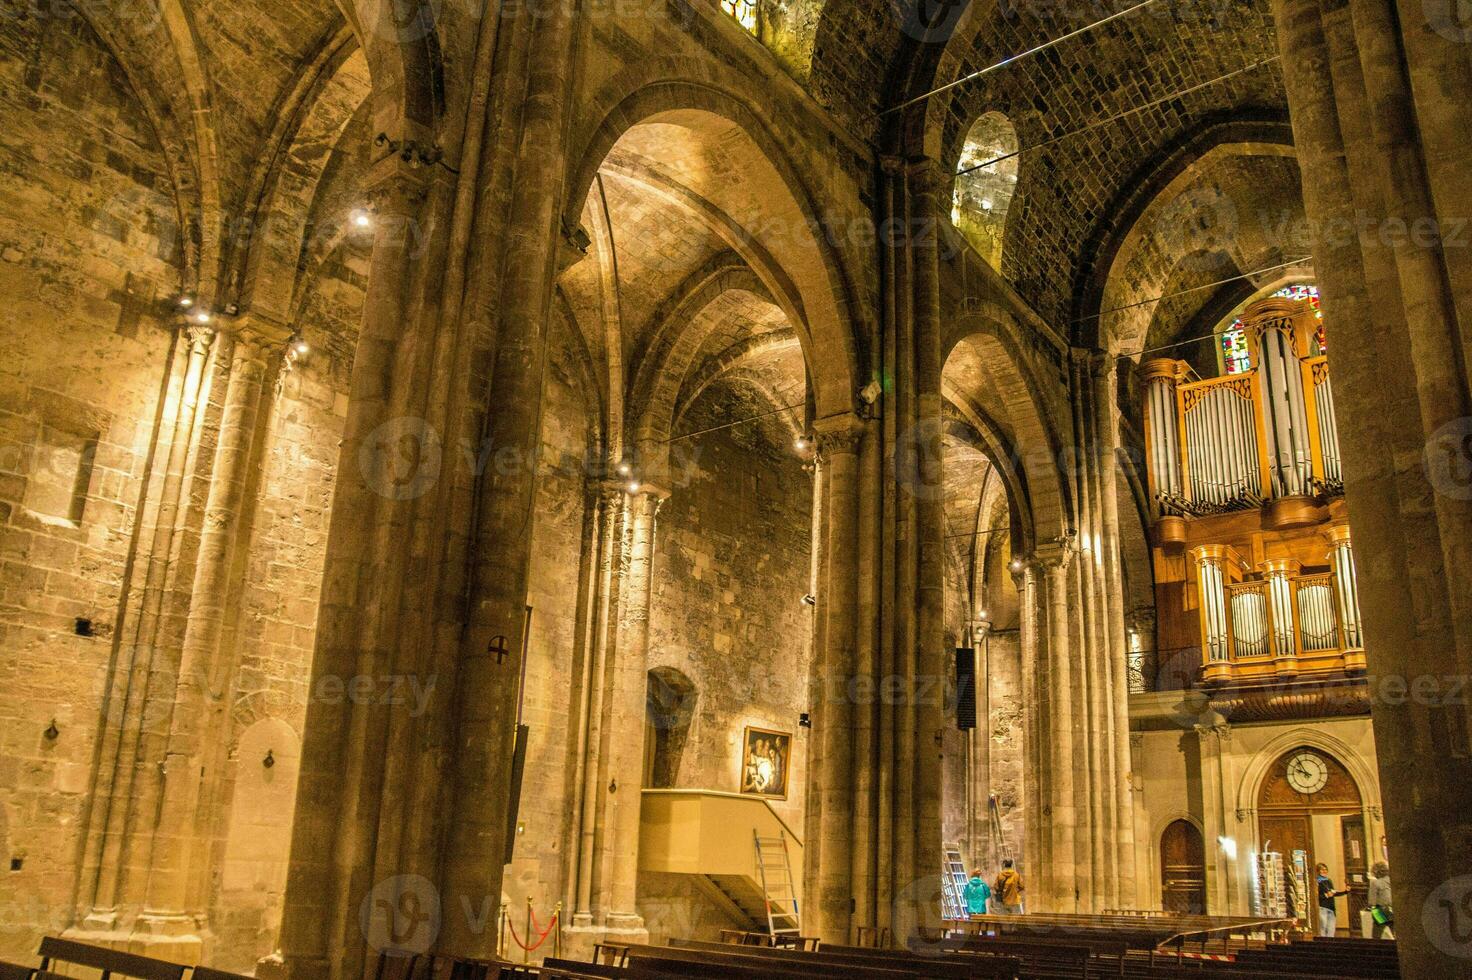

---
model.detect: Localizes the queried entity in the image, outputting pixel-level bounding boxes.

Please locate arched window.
[953,112,1020,270]
[723,0,760,35]
[1219,283,1324,375]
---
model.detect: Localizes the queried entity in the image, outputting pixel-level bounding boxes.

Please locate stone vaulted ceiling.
[810,0,1293,338]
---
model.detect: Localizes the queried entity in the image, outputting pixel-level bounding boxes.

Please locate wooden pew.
[0,963,34,980]
[623,944,916,980]
[1231,946,1399,978]
[927,935,1093,979]
[671,938,1019,979]
[540,960,626,979]
[34,939,186,980]
[191,969,252,980]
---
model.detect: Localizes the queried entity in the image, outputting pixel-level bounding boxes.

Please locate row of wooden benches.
[554,933,1403,980]
[0,938,250,980]
[1,929,1399,980]
[936,933,1400,980]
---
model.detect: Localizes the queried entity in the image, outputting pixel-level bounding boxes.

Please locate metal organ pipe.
[1194,549,1229,662]
[1316,369,1341,484]
[1245,300,1317,499]
[1143,360,1185,506]
[1328,525,1362,649]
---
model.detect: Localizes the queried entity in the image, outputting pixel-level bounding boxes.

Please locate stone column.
[1194,723,1233,913]
[1092,352,1137,908]
[443,0,577,954]
[133,316,288,956]
[1012,559,1045,896]
[1038,541,1077,911]
[1273,4,1472,969]
[572,485,625,926]
[275,157,429,980]
[909,158,947,934]
[851,417,881,932]
[598,488,663,940]
[810,415,863,942]
[75,318,216,934]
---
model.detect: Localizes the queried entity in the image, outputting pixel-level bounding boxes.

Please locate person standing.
[1367,863,1394,939]
[963,869,992,917]
[1316,862,1349,937]
[994,859,1025,915]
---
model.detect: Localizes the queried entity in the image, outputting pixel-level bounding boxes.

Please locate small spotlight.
[177,296,194,309]
[627,480,641,494]
[794,435,810,452]
[191,311,212,325]
[802,594,817,607]
[293,340,310,355]
[978,610,989,620]
[351,209,373,229]
[1010,559,1023,572]
[981,199,995,212]
[616,460,632,477]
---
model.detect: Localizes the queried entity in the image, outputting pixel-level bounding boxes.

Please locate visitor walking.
[994,859,1025,914]
[1368,862,1394,939]
[963,869,992,916]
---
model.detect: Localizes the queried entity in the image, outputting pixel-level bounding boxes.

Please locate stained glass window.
[723,0,759,35]
[1221,328,1252,375]
[1220,283,1324,374]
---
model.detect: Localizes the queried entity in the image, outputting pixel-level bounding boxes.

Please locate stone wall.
[0,5,374,961]
[647,383,813,832]
[0,6,180,957]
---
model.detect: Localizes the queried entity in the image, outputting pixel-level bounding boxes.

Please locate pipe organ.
[1144,291,1367,688]
[1142,295,1341,521]
[1189,523,1366,685]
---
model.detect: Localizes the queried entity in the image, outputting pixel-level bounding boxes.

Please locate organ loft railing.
[1143,296,1342,527]
[1189,526,1365,685]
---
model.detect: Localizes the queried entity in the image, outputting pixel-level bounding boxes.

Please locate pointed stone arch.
[565,76,862,440]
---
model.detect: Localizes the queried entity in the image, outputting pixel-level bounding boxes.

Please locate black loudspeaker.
[955,647,977,730]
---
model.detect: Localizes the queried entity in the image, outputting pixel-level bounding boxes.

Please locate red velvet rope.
[506,910,559,952]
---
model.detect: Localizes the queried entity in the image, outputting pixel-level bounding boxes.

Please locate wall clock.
[1286,751,1329,795]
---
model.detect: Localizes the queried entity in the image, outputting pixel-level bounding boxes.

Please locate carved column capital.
[181,320,216,353]
[228,312,294,368]
[813,412,864,461]
[362,155,430,219]
[905,156,946,196]
[1030,536,1077,572]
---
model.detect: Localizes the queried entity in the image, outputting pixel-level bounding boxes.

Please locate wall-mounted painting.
[739,726,791,799]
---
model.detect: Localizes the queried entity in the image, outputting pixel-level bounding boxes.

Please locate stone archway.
[1256,745,1367,934]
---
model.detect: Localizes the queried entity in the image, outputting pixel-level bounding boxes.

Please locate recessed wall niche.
[9,390,108,528]
[22,422,97,526]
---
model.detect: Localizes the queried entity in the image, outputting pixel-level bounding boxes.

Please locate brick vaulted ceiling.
[811,0,1293,338]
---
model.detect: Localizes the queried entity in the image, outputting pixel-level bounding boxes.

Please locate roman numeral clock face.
[1287,751,1330,795]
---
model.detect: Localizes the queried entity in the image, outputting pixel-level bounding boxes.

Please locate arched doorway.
[1160,820,1207,914]
[1257,747,1366,934]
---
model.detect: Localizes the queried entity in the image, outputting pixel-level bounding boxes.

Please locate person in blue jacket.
[963,868,992,917]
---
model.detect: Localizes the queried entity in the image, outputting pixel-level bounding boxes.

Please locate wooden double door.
[1259,812,1368,931]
